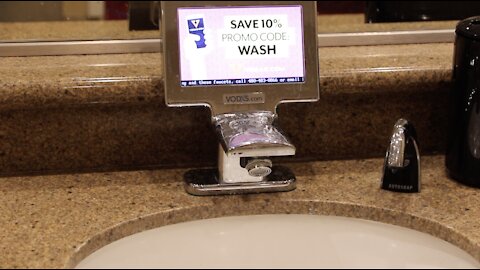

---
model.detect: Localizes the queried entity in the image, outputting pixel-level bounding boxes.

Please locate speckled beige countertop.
[0,43,452,110]
[0,43,454,176]
[0,14,456,42]
[0,20,160,42]
[0,155,479,268]
[0,14,474,269]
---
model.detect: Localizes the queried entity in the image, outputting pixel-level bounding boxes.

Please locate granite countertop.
[0,43,453,110]
[0,42,455,177]
[0,20,160,42]
[0,14,456,42]
[0,155,479,268]
[0,14,471,269]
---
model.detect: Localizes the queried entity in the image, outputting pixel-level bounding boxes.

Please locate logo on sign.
[223,93,265,105]
[187,18,206,48]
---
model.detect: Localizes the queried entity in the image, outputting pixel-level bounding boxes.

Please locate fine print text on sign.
[177,6,305,87]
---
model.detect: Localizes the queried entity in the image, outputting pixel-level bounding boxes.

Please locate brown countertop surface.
[0,17,469,269]
[0,155,479,268]
[0,14,456,42]
[0,20,160,42]
[0,43,453,110]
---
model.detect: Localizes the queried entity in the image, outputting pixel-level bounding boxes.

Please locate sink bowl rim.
[65,200,480,268]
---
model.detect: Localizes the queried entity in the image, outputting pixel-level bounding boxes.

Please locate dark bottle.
[446,16,480,187]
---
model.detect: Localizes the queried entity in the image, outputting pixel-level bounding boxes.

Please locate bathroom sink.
[75,214,480,269]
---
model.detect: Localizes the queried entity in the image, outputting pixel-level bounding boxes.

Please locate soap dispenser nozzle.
[381,119,421,193]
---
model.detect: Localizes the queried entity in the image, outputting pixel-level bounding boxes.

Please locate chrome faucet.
[185,111,297,195]
[214,111,295,183]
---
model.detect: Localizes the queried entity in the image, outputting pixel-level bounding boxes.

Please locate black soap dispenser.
[446,16,480,187]
[381,119,421,193]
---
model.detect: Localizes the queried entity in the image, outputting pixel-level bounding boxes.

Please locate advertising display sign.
[162,1,318,115]
[177,6,305,87]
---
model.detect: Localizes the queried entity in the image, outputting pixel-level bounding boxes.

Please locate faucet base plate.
[184,166,296,196]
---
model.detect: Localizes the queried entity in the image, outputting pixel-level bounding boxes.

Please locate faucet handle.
[381,118,421,193]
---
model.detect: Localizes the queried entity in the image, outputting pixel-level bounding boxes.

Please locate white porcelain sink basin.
[76,214,480,269]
